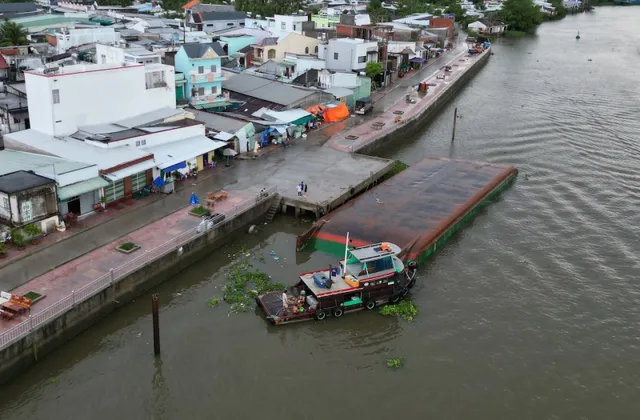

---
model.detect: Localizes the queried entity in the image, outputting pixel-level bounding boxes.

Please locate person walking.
[304,182,308,195]
[296,183,302,197]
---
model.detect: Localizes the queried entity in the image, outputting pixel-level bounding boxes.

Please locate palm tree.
[0,19,29,47]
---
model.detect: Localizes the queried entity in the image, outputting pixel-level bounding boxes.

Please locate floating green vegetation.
[208,298,220,307]
[379,299,419,322]
[386,357,404,369]
[222,256,285,314]
[380,160,409,181]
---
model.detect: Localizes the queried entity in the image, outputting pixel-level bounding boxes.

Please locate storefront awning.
[57,177,110,201]
[103,160,157,182]
[148,135,228,170]
[161,161,187,173]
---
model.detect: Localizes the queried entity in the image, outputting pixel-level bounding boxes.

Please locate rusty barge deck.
[297,157,518,263]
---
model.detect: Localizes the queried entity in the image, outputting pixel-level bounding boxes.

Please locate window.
[198,66,204,74]
[227,22,234,27]
[305,47,309,54]
[104,179,124,203]
[1,197,8,210]
[267,49,276,59]
[281,22,286,29]
[293,24,297,31]
[131,172,146,192]
[198,87,205,96]
[101,54,106,64]
[212,86,217,94]
[141,139,146,146]
[358,56,366,63]
[135,140,141,147]
[333,53,339,59]
[52,89,60,104]
[210,64,217,73]
[314,46,318,54]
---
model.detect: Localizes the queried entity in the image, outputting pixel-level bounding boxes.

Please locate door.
[67,197,81,215]
[79,192,94,215]
[104,180,125,203]
[202,153,209,167]
[130,172,146,193]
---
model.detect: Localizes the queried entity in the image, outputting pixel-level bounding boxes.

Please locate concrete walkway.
[0,141,390,291]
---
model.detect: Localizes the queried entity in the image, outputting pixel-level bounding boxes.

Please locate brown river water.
[1,8,639,419]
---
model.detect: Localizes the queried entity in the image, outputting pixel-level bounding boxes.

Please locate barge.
[257,239,418,325]
[297,157,518,263]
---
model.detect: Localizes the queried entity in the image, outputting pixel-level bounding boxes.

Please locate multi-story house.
[174,42,229,109]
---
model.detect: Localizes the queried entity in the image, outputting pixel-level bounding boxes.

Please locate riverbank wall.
[0,194,278,386]
[352,49,491,156]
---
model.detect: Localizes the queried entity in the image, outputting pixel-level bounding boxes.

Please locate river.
[1,8,639,419]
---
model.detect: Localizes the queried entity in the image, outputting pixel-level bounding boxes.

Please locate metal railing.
[0,187,278,350]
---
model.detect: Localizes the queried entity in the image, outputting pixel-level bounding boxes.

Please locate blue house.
[175,42,229,109]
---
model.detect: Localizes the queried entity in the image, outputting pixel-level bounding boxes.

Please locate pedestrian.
[304,183,308,195]
[282,289,289,313]
[296,183,302,197]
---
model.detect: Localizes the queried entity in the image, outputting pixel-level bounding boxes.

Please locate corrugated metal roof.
[200,11,246,21]
[116,108,184,128]
[57,177,110,201]
[189,109,249,133]
[0,150,93,176]
[324,87,354,99]
[223,73,317,106]
[0,170,54,194]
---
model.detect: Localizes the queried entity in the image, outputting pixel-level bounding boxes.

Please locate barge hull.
[298,157,518,263]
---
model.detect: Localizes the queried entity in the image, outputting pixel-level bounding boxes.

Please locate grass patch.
[222,255,285,314]
[379,299,419,322]
[118,242,138,251]
[209,298,220,307]
[380,160,409,182]
[386,357,404,369]
[189,205,209,216]
[505,30,527,38]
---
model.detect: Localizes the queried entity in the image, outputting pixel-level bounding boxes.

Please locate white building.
[318,38,379,73]
[244,14,307,40]
[24,62,176,137]
[95,44,161,65]
[54,27,121,54]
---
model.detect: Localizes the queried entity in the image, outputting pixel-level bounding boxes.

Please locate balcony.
[190,92,230,106]
[189,71,228,83]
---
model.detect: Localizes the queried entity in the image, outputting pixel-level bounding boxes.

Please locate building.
[392,13,434,28]
[244,14,307,40]
[0,149,107,218]
[319,38,379,73]
[174,42,229,110]
[0,85,29,134]
[187,109,256,153]
[191,11,247,33]
[222,73,334,114]
[95,44,161,65]
[219,34,257,56]
[252,33,323,65]
[317,70,371,108]
[183,0,236,15]
[51,27,122,54]
[468,19,507,35]
[0,55,8,80]
[429,17,456,40]
[0,2,38,19]
[24,62,176,137]
[0,170,58,231]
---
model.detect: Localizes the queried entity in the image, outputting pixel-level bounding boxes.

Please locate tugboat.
[256,234,418,326]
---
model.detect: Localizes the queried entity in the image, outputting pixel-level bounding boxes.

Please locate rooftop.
[182,41,227,59]
[0,150,93,177]
[188,109,249,133]
[223,73,318,106]
[199,11,246,21]
[26,62,144,77]
[0,170,55,194]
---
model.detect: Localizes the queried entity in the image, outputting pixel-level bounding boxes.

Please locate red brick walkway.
[0,192,251,333]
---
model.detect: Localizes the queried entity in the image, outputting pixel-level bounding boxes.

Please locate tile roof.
[256,37,278,47]
[182,41,227,58]
[182,0,200,9]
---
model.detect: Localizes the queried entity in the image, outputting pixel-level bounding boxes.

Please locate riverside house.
[175,42,230,110]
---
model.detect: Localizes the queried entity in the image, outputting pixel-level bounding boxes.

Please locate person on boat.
[297,290,306,306]
[282,290,289,313]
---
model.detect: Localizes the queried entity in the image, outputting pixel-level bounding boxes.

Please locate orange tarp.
[322,103,349,122]
[306,105,327,115]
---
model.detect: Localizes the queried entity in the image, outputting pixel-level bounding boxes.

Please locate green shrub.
[119,242,137,251]
[190,205,208,216]
[0,242,6,255]
[24,224,41,238]
[11,229,25,247]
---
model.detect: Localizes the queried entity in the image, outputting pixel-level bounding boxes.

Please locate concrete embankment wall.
[354,50,491,156]
[0,196,277,386]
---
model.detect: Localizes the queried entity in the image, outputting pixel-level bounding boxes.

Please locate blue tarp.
[152,176,166,188]
[162,161,187,173]
[190,193,200,205]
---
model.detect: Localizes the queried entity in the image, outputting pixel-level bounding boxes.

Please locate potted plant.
[11,229,26,251]
[172,170,181,181]
[100,195,107,209]
[0,242,6,259]
[24,224,42,245]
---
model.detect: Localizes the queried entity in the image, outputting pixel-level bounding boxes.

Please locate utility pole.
[451,107,457,142]
[151,293,160,356]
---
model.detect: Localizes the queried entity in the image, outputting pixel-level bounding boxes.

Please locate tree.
[499,0,542,33]
[365,61,383,80]
[548,0,567,18]
[367,0,389,22]
[0,19,29,47]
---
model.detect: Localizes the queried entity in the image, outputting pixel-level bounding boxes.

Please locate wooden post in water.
[451,108,458,142]
[151,293,160,356]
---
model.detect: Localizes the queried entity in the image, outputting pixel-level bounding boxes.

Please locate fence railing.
[0,187,278,350]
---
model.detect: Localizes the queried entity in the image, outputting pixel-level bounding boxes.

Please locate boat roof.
[300,271,357,296]
[347,242,401,262]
